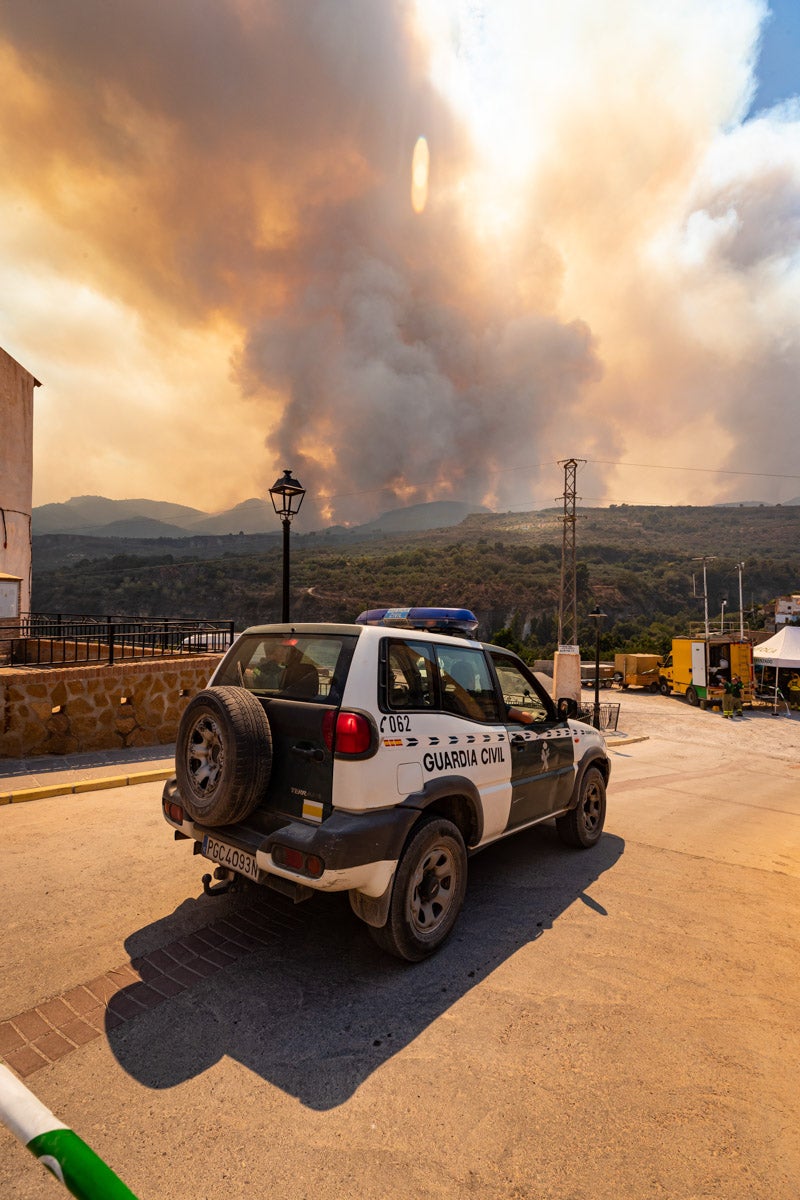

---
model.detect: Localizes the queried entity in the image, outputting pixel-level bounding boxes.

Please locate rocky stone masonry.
[0,656,216,758]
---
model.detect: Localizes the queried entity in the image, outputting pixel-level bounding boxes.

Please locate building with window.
[775,594,800,627]
[0,346,40,617]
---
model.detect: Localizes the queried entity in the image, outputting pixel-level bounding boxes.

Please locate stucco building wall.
[0,347,39,615]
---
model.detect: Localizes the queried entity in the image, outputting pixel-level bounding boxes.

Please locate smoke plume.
[0,0,798,518]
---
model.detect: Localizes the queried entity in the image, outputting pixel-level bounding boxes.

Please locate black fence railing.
[578,702,621,732]
[0,613,235,668]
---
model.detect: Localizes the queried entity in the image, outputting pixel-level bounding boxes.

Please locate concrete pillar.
[552,647,581,703]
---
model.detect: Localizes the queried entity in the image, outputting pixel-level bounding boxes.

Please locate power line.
[586,459,800,482]
[318,457,800,504]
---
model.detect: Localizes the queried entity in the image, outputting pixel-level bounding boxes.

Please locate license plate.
[202,835,259,882]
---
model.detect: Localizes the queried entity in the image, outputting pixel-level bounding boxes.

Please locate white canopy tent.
[753,625,800,667]
[753,626,800,711]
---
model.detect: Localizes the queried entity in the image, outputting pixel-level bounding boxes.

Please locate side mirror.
[557,696,578,720]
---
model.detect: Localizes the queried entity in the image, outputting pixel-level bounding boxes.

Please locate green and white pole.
[0,1064,139,1199]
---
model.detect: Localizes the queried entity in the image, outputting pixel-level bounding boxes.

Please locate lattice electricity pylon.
[557,458,585,647]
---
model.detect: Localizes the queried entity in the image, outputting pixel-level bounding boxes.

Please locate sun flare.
[414,0,545,233]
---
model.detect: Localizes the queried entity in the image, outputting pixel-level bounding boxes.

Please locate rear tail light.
[164,800,185,824]
[272,844,325,879]
[322,710,373,755]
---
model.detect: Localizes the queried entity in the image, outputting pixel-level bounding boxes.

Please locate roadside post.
[0,1064,139,1199]
[588,607,607,730]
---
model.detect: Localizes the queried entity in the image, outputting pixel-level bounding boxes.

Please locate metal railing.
[0,613,235,668]
[578,702,621,732]
[686,621,754,640]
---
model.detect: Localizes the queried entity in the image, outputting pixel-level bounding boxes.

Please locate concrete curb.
[606,735,649,747]
[0,768,174,807]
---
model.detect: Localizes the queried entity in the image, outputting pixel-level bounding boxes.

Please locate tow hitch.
[201,867,237,896]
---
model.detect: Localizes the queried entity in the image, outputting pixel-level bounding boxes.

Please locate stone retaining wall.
[0,657,217,758]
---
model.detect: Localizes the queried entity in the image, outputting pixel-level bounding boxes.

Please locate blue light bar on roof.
[355,607,479,635]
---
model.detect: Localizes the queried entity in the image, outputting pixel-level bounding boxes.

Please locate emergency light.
[355,607,479,636]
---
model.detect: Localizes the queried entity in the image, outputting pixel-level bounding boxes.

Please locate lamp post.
[269,469,306,622]
[588,606,607,731]
[720,598,727,633]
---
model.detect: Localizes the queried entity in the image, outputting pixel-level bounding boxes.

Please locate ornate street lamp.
[269,469,306,622]
[587,606,607,731]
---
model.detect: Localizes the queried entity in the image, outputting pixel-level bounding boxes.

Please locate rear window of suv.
[217,633,357,703]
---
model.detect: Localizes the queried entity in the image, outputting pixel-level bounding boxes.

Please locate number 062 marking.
[381,714,411,733]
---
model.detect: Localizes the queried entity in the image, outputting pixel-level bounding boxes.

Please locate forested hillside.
[31,505,800,661]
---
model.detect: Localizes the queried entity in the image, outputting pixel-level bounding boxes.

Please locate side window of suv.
[435,645,501,722]
[386,639,436,709]
[490,654,551,723]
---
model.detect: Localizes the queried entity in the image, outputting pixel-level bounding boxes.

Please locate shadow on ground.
[108,825,624,1110]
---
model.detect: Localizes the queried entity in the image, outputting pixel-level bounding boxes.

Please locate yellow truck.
[658,636,754,707]
[612,653,663,691]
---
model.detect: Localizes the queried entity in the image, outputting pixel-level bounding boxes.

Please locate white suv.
[162,608,610,960]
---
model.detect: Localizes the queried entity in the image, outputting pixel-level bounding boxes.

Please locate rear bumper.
[163,779,419,897]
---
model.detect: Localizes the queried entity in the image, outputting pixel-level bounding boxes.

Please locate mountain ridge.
[32,495,491,539]
[31,492,800,545]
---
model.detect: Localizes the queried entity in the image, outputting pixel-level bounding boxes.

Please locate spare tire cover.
[175,686,272,826]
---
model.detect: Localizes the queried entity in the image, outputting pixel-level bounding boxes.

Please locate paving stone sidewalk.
[0,896,302,1078]
[0,745,176,803]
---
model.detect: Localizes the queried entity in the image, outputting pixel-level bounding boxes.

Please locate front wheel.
[556,766,606,849]
[369,816,468,962]
[659,680,671,696]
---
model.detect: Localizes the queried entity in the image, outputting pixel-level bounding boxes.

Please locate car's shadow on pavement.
[107,825,624,1110]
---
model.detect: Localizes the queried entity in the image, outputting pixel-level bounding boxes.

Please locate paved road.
[1,692,799,1199]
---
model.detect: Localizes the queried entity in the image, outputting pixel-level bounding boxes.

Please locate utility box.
[659,637,754,707]
[0,573,21,619]
[0,573,21,666]
[613,653,663,691]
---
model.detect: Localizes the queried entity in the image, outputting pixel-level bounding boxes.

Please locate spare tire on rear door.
[175,686,272,826]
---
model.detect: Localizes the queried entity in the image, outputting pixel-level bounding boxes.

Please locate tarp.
[752,625,800,669]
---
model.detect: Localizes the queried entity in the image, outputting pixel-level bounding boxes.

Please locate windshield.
[216,633,357,703]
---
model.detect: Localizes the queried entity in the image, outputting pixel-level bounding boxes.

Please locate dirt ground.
[609,683,799,762]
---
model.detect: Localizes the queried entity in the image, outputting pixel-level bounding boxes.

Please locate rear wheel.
[369,816,468,962]
[556,767,606,849]
[176,686,272,826]
[686,685,699,707]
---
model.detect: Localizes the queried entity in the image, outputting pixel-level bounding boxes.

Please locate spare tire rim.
[186,714,224,796]
[408,844,456,934]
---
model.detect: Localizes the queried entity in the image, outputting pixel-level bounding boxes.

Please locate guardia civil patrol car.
[162,607,610,960]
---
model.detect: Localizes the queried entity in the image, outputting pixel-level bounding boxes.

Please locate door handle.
[292,744,325,762]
